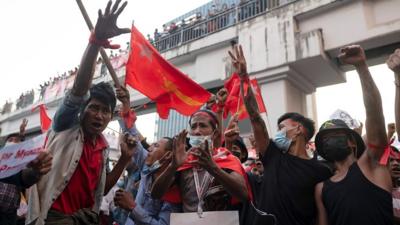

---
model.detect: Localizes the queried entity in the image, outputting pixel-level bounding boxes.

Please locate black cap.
[315,119,365,160]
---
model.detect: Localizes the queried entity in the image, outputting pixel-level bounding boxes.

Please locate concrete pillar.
[253,65,316,135]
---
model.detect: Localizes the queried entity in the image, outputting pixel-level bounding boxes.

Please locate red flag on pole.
[125,26,211,119]
[223,74,267,120]
[32,104,52,133]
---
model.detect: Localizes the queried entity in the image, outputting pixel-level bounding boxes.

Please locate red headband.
[191,111,218,128]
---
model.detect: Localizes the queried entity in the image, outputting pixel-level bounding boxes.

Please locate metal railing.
[154,0,295,52]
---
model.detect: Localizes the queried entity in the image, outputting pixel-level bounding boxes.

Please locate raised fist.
[338,45,366,67]
[387,49,400,75]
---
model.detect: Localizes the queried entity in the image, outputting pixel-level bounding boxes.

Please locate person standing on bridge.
[230,45,332,225]
[25,1,136,225]
[314,45,393,225]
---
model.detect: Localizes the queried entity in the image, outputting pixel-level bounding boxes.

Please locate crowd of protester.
[15,90,35,110]
[149,0,270,50]
[1,1,400,225]
[1,45,130,115]
[38,68,79,101]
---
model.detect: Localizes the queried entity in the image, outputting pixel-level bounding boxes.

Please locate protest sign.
[170,211,239,225]
[0,134,46,179]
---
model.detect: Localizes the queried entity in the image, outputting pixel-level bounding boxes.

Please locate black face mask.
[322,135,353,162]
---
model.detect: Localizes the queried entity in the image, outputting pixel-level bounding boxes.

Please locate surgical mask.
[273,130,292,152]
[188,135,212,149]
[322,136,352,162]
[142,160,161,175]
[117,179,125,188]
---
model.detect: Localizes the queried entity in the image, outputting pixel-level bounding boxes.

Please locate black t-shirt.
[253,141,332,225]
[240,172,263,225]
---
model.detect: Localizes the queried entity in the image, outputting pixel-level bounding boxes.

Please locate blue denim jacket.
[52,92,89,132]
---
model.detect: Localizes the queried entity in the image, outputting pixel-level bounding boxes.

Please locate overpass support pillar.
[252,65,318,134]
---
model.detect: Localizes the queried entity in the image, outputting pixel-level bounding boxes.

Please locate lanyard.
[250,201,277,225]
[193,168,213,218]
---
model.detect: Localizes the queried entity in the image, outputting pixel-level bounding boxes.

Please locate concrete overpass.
[1,0,399,141]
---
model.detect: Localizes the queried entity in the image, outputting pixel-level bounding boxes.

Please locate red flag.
[32,104,52,133]
[125,26,211,119]
[223,74,267,120]
[223,73,241,118]
[250,79,267,113]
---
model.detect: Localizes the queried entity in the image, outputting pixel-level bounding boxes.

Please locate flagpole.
[75,0,121,88]
[236,92,241,114]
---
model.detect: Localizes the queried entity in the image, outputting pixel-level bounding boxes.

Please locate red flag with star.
[223,74,267,120]
[32,104,52,133]
[125,26,211,119]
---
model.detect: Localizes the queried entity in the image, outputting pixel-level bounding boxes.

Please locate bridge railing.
[154,0,296,53]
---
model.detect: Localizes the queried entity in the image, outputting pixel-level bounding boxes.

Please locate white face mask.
[188,135,212,149]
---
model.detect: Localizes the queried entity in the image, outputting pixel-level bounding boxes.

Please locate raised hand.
[19,118,28,137]
[95,0,131,40]
[116,85,130,106]
[228,45,248,77]
[216,88,228,106]
[224,114,240,144]
[387,49,400,75]
[388,123,396,141]
[114,189,136,210]
[205,94,217,110]
[171,130,189,169]
[191,140,218,174]
[119,132,137,163]
[338,45,367,67]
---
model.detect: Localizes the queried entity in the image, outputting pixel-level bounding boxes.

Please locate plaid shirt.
[0,182,20,213]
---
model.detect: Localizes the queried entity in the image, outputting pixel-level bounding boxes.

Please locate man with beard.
[314,45,393,225]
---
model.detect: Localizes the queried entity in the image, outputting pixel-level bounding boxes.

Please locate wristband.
[367,142,389,150]
[89,32,120,49]
[367,142,391,165]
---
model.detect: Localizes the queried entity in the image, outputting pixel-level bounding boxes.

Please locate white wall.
[297,0,400,50]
